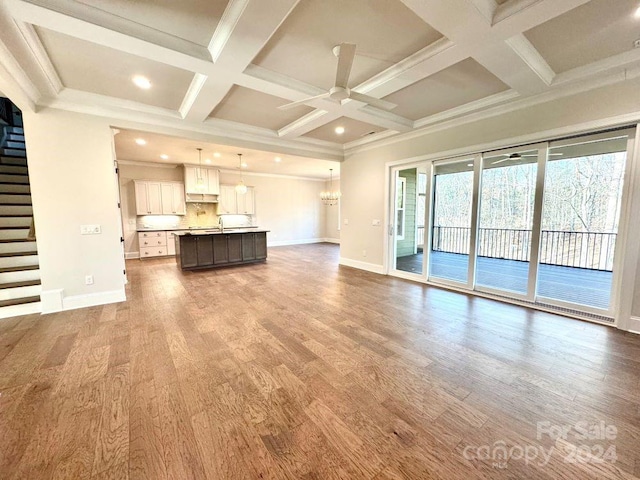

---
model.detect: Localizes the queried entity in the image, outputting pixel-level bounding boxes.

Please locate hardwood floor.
[1,243,640,479]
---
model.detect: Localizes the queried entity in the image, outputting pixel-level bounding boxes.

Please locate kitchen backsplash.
[136,204,253,230]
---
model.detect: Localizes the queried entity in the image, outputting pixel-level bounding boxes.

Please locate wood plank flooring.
[1,243,640,479]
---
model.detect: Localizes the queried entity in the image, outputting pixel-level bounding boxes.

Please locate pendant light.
[235,153,247,195]
[321,168,340,205]
[196,148,205,190]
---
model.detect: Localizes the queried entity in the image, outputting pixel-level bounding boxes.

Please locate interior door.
[392,165,426,276]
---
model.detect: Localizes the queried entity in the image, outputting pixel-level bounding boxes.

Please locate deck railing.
[431,226,616,271]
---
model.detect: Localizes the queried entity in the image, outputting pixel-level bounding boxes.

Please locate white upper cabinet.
[184,166,220,195]
[217,185,255,215]
[135,180,185,216]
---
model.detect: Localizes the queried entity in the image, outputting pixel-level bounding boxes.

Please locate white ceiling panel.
[383,58,509,120]
[525,0,640,73]
[253,0,443,90]
[74,0,229,47]
[36,27,194,110]
[210,85,314,131]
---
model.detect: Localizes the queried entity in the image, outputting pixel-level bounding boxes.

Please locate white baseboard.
[324,238,340,244]
[125,252,140,259]
[63,289,126,311]
[339,257,384,275]
[629,316,640,334]
[41,288,126,314]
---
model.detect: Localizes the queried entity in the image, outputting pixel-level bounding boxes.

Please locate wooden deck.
[396,251,612,309]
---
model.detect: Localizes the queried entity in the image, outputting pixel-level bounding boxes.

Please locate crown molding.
[207,0,250,62]
[218,168,329,182]
[178,73,207,119]
[116,159,180,169]
[505,34,555,86]
[13,19,62,95]
[0,33,40,107]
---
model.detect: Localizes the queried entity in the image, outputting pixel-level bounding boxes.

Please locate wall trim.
[40,288,64,314]
[324,238,340,244]
[268,238,326,247]
[62,288,126,312]
[629,316,640,335]
[125,252,140,259]
[338,257,384,275]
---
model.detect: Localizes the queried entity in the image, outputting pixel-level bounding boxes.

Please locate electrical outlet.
[80,225,102,235]
[363,249,367,257]
[85,275,94,285]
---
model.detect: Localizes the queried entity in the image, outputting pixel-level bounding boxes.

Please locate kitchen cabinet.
[175,231,268,270]
[217,185,255,215]
[135,181,185,216]
[135,181,162,215]
[184,166,220,200]
[161,183,186,215]
[138,231,168,258]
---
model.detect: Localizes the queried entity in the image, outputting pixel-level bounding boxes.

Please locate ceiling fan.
[278,43,397,112]
[492,152,562,165]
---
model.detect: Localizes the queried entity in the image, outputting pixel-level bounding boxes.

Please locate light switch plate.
[372,219,381,226]
[80,225,102,235]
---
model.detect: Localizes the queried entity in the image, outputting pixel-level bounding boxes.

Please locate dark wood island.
[174,230,268,270]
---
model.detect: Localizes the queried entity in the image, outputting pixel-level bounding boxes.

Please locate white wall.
[23,108,126,312]
[341,78,640,323]
[219,171,327,246]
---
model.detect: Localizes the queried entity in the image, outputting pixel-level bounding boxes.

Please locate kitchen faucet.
[218,216,224,232]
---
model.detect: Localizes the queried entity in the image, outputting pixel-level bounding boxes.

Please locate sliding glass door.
[389,127,635,320]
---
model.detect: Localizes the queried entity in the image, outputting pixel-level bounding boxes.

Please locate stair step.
[0,184,30,194]
[0,254,37,269]
[4,140,25,149]
[0,157,27,167]
[6,133,24,142]
[0,279,40,290]
[0,228,29,240]
[0,174,29,185]
[0,206,33,216]
[0,238,34,244]
[0,165,28,174]
[0,296,40,308]
[0,217,31,228]
[5,126,24,135]
[0,250,37,258]
[0,268,39,283]
[0,282,40,302]
[0,194,31,204]
[1,148,26,157]
[0,240,36,254]
[0,265,38,273]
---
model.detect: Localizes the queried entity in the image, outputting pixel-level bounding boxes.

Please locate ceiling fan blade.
[349,91,397,111]
[335,43,356,88]
[278,93,330,110]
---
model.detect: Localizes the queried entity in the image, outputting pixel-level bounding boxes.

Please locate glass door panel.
[394,167,424,275]
[536,132,629,311]
[428,159,474,284]
[476,149,539,295]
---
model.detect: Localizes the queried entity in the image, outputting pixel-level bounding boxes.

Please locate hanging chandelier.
[321,168,340,205]
[235,153,247,195]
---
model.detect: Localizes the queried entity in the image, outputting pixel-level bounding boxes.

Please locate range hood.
[186,193,218,203]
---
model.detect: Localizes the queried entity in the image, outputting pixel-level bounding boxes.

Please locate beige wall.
[219,171,327,245]
[341,78,640,320]
[324,178,341,242]
[24,108,126,311]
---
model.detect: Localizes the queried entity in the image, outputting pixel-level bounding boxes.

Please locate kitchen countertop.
[137,226,260,232]
[174,229,269,236]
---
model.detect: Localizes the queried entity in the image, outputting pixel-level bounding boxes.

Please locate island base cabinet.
[177,231,268,270]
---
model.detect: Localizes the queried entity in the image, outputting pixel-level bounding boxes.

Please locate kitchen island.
[174,229,268,270]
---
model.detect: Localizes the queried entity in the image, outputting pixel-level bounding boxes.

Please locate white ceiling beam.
[399,0,551,95]
[493,0,593,34]
[181,0,299,123]
[13,20,62,96]
[278,110,338,139]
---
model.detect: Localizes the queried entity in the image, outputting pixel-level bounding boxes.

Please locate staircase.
[0,110,41,318]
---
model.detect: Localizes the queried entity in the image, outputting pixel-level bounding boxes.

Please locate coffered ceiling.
[0,0,638,163]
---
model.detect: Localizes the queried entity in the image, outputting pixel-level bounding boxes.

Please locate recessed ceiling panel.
[383,58,509,121]
[525,0,640,73]
[209,86,314,130]
[37,27,193,110]
[74,0,229,47]
[253,0,443,90]
[303,117,385,144]
[114,129,340,179]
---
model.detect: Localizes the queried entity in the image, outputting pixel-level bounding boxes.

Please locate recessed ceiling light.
[275,157,282,163]
[135,138,147,146]
[132,75,151,89]
[241,162,248,168]
[205,158,211,164]
[335,126,345,135]
[467,163,473,167]
[160,154,169,160]
[213,152,221,158]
